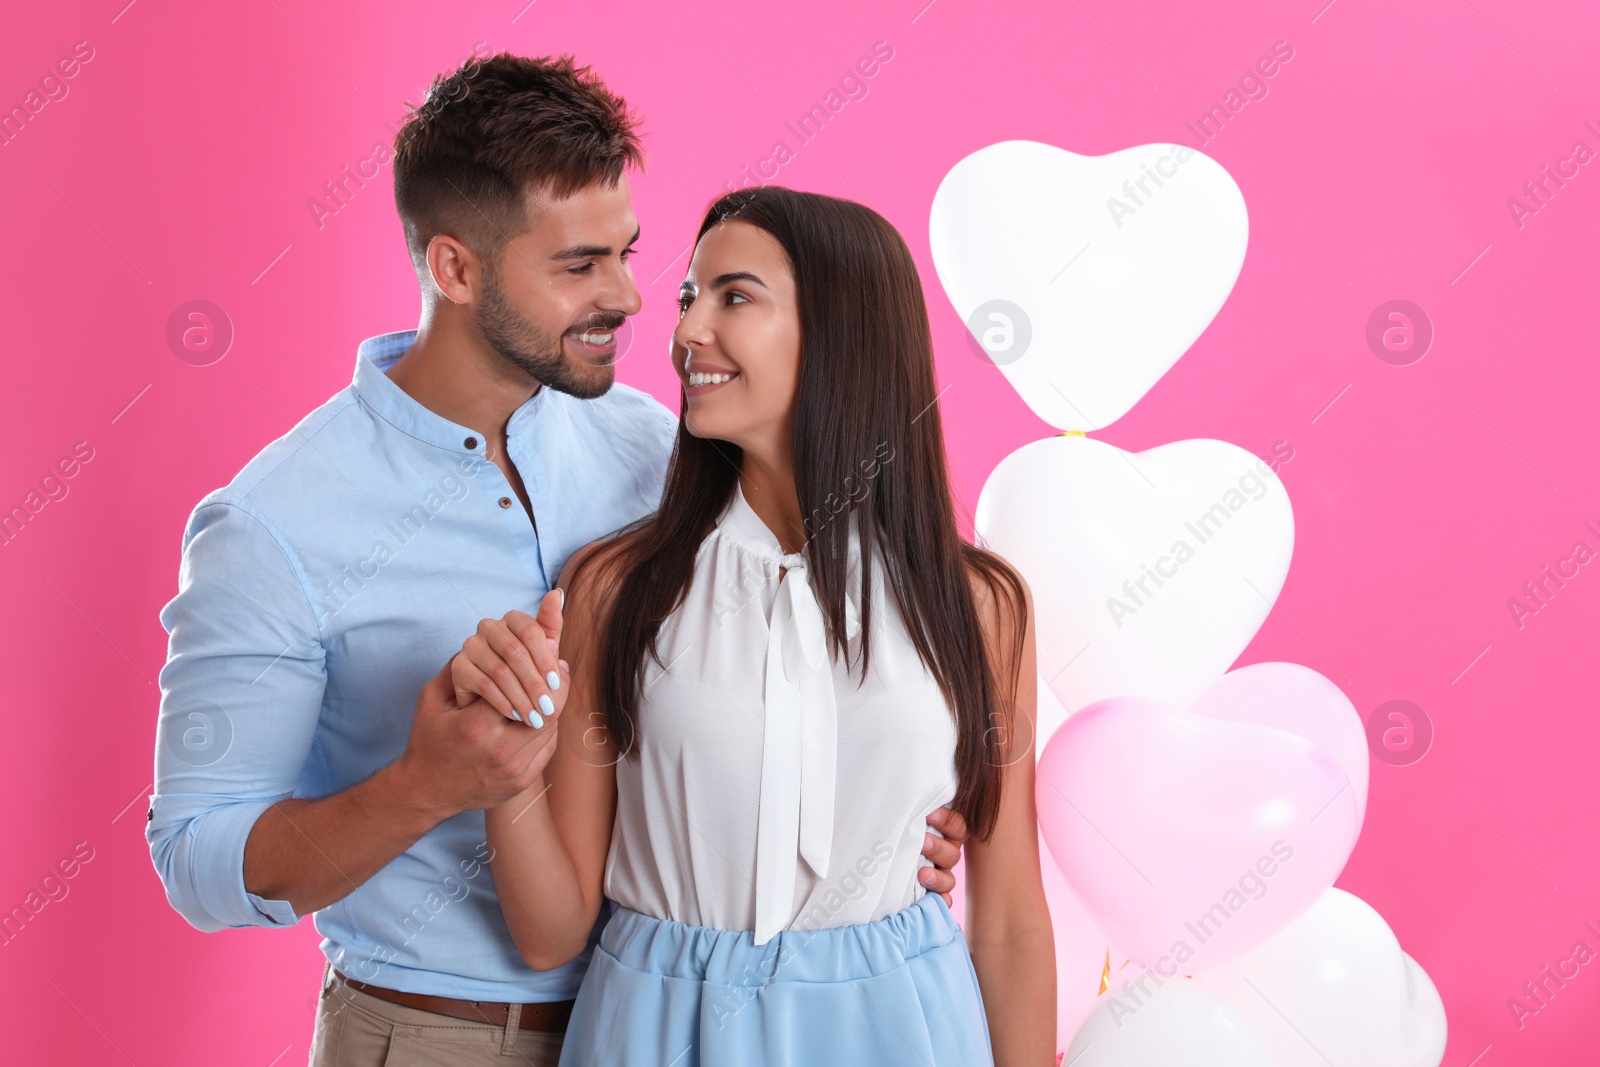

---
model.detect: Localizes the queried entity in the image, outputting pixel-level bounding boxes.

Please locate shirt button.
[464,436,478,450]
[499,497,512,509]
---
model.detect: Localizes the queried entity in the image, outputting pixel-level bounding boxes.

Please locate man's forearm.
[242,756,451,918]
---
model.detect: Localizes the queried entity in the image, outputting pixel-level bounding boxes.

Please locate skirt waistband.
[598,891,961,986]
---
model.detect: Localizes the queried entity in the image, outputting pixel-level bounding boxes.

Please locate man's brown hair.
[392,51,644,276]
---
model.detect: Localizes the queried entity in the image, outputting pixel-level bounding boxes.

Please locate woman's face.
[672,219,801,453]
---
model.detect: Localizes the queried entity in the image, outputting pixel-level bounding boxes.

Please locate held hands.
[437,587,971,897]
[398,586,571,817]
[451,588,570,728]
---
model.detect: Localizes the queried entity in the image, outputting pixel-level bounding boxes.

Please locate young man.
[146,52,968,1067]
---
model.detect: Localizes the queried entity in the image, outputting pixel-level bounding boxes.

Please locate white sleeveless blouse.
[603,482,960,945]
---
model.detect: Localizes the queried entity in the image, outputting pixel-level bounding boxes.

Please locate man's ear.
[426,234,478,305]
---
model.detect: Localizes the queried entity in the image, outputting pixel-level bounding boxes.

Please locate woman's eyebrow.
[709,270,767,290]
[679,270,768,299]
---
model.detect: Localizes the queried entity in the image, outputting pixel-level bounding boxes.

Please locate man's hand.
[918,804,969,907]
[396,650,565,821]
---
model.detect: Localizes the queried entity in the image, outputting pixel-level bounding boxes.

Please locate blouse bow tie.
[752,545,862,945]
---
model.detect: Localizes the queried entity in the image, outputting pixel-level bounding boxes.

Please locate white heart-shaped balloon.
[1065,977,1271,1067]
[1400,953,1450,1064]
[1196,888,1449,1067]
[977,434,1293,713]
[930,140,1248,430]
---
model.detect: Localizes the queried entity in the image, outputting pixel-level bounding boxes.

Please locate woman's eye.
[727,291,749,306]
[676,296,691,317]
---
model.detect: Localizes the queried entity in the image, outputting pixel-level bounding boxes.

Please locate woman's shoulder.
[556,529,652,644]
[561,531,644,602]
[963,546,1030,620]
[962,546,1032,671]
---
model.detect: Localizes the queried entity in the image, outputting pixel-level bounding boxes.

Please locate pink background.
[3,0,1597,1063]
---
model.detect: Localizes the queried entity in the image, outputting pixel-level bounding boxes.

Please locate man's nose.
[599,259,643,317]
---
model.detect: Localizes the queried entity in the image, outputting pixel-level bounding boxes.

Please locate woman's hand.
[450,588,570,728]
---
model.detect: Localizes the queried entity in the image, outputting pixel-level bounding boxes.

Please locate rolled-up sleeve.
[147,499,327,932]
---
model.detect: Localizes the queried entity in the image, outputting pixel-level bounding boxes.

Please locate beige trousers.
[307,960,566,1067]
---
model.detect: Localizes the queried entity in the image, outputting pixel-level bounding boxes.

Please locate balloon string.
[1097,948,1111,994]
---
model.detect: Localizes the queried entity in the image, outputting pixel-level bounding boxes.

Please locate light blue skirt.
[557,891,994,1066]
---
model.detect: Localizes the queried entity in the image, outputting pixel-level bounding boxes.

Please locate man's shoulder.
[185,386,362,528]
[557,380,677,464]
[566,380,675,437]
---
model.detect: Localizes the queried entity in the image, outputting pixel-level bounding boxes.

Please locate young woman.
[451,187,1056,1064]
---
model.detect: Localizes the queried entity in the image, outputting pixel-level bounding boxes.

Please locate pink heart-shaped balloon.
[1036,695,1358,975]
[1189,662,1369,829]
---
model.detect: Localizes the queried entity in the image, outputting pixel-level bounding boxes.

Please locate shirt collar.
[351,329,553,455]
[716,479,786,562]
[718,481,867,605]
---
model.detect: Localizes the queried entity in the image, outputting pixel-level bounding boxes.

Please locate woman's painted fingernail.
[558,588,565,609]
[546,670,561,690]
[538,694,555,717]
[527,708,544,728]
[508,709,524,724]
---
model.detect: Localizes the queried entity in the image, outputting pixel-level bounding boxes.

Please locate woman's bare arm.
[480,539,627,971]
[962,566,1057,1065]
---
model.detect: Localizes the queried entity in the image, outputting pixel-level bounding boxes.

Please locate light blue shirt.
[147,329,676,1001]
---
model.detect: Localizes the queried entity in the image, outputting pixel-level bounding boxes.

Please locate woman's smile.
[685,362,740,395]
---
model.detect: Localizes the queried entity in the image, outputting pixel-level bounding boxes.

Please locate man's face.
[475,175,642,399]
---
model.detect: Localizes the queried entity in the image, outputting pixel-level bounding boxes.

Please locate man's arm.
[239,741,447,919]
[148,501,446,929]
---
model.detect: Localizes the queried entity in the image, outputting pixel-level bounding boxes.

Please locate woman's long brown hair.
[579,186,1026,842]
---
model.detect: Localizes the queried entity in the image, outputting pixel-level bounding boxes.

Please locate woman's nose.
[673,311,713,350]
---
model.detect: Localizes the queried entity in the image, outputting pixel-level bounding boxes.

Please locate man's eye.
[621,246,637,261]
[569,263,595,275]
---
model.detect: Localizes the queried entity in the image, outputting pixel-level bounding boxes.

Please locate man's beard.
[475,264,619,400]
